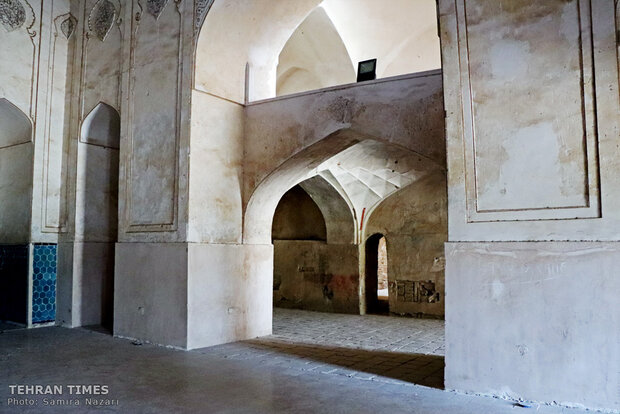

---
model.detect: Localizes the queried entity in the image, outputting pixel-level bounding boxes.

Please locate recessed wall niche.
[80,102,120,148]
[0,98,32,148]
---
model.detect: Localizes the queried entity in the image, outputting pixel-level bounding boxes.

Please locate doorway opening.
[196,0,446,390]
[365,233,389,315]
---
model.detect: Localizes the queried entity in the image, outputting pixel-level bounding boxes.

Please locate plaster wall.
[57,241,114,328]
[446,242,620,411]
[187,243,273,349]
[58,0,123,328]
[244,72,445,211]
[276,7,356,96]
[188,91,244,244]
[273,241,359,314]
[365,171,447,317]
[114,242,188,348]
[195,0,320,102]
[320,0,440,78]
[0,0,74,244]
[117,0,193,243]
[29,0,74,243]
[0,144,34,243]
[440,0,620,410]
[441,0,620,241]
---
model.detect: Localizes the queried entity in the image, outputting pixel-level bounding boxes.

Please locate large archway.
[242,128,446,388]
[189,1,447,382]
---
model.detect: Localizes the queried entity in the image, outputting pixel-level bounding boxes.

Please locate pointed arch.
[276,6,356,96]
[80,102,120,148]
[0,98,32,148]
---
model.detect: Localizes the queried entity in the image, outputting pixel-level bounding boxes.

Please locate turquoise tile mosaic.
[32,244,57,323]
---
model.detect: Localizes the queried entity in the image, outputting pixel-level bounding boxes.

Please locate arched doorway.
[191,2,447,382]
[365,233,389,315]
[271,178,360,313]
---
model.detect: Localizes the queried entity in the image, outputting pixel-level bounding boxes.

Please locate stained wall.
[364,171,447,317]
[272,185,359,314]
[440,0,620,410]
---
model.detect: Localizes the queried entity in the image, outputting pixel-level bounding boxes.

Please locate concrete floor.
[0,311,591,413]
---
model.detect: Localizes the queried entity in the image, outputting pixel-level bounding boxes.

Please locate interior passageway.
[248,309,444,388]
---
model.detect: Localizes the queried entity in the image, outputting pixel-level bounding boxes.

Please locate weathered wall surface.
[114,242,189,348]
[272,185,357,313]
[272,185,327,241]
[187,243,273,349]
[273,241,359,314]
[365,171,447,317]
[117,0,193,243]
[57,242,115,327]
[446,242,620,411]
[0,143,33,243]
[442,0,620,242]
[0,0,74,244]
[440,0,620,410]
[244,72,445,208]
[188,91,244,243]
[58,0,124,328]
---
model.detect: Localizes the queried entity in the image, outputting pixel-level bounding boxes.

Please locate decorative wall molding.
[0,98,32,149]
[146,0,169,20]
[455,0,602,222]
[40,5,77,233]
[193,0,212,37]
[0,0,38,121]
[0,0,26,31]
[80,0,122,123]
[59,13,76,39]
[88,0,116,41]
[124,0,184,232]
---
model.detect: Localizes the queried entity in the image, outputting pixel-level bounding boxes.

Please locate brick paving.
[205,308,445,389]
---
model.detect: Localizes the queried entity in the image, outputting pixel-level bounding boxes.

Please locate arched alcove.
[0,98,33,326]
[75,101,121,330]
[272,177,359,314]
[80,102,121,148]
[272,185,327,241]
[0,98,33,243]
[0,98,32,148]
[299,175,356,244]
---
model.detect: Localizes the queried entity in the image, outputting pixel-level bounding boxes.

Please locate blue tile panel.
[32,244,57,323]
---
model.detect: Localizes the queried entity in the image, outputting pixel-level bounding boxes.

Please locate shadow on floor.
[0,321,26,333]
[246,338,445,389]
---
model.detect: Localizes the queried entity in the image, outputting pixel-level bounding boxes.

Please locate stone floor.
[271,308,445,355]
[210,308,445,388]
[0,311,592,413]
